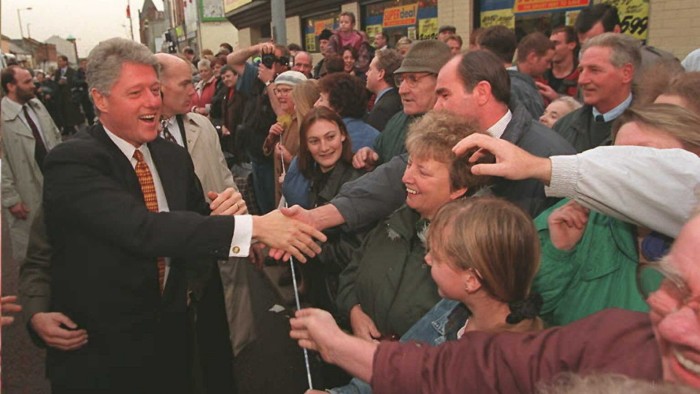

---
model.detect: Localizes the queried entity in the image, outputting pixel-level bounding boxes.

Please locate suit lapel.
[182,114,200,152]
[90,124,143,199]
[148,138,186,210]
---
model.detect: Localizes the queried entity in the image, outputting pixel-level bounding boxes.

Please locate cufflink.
[231,246,241,254]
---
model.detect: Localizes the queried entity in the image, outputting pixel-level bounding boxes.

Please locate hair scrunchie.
[506,293,543,325]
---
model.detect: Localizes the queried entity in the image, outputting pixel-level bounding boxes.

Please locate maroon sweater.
[372,309,662,393]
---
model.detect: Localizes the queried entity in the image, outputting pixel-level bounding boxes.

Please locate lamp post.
[17,7,32,38]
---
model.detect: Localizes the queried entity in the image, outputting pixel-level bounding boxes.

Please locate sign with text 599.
[600,0,649,41]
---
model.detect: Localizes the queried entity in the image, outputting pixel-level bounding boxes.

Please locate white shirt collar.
[486,110,512,139]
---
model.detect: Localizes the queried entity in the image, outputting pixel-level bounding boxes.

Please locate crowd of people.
[3,2,700,393]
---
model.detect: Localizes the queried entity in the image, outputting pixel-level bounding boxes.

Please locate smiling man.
[41,38,324,393]
[352,40,451,171]
[553,33,640,152]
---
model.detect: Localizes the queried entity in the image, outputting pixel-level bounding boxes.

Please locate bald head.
[155,53,195,117]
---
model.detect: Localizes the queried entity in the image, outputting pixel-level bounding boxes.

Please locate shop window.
[362,0,439,46]
[303,12,340,53]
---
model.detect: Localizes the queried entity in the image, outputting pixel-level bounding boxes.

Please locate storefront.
[361,1,439,45]
[477,0,650,42]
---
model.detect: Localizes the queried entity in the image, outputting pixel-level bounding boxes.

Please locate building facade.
[224,0,698,60]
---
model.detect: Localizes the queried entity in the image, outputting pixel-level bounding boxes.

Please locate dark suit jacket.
[42,124,235,393]
[365,87,402,132]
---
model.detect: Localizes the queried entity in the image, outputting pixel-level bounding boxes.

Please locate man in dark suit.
[42,37,324,394]
[52,55,85,135]
[365,48,403,131]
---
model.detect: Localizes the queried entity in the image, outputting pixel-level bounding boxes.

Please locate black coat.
[365,87,403,132]
[42,124,235,393]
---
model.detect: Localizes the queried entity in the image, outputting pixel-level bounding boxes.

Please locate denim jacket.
[329,299,469,394]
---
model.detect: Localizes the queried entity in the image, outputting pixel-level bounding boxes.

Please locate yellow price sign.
[599,0,649,40]
[480,9,515,29]
[419,18,438,40]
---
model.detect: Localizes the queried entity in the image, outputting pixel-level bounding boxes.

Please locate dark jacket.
[372,309,662,394]
[508,69,545,120]
[373,111,416,165]
[52,67,85,128]
[553,104,615,153]
[336,205,440,337]
[331,105,576,230]
[43,124,235,392]
[365,88,402,131]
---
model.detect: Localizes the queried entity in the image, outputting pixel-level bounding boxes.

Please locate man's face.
[58,57,68,68]
[293,52,313,77]
[550,32,575,63]
[647,215,700,387]
[434,58,479,122]
[161,60,196,117]
[365,56,383,93]
[374,34,387,49]
[9,68,37,104]
[79,60,88,71]
[93,62,161,147]
[320,39,331,57]
[530,49,554,78]
[198,65,213,81]
[577,21,606,44]
[273,48,289,75]
[578,46,631,112]
[446,39,461,56]
[397,71,438,116]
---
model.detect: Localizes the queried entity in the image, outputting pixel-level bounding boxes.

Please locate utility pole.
[270,0,286,44]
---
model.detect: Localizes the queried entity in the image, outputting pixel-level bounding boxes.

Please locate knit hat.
[274,70,307,86]
[394,40,452,75]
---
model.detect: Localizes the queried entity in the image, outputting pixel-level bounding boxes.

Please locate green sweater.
[533,199,653,326]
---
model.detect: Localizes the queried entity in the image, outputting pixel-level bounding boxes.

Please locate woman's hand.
[269,122,284,136]
[349,304,381,342]
[548,200,590,251]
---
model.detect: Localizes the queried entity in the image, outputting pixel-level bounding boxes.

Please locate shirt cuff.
[229,215,253,257]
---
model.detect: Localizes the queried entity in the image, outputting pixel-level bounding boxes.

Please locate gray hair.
[87,37,158,102]
[580,32,641,72]
[197,58,211,70]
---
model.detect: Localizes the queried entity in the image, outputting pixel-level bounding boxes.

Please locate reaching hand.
[1,295,22,326]
[269,205,322,261]
[548,200,590,251]
[290,308,346,364]
[208,188,247,216]
[452,134,552,183]
[535,81,559,102]
[349,305,381,342]
[30,312,89,351]
[269,122,285,137]
[352,147,379,171]
[252,210,327,263]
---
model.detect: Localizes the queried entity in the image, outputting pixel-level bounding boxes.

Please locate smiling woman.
[335,111,494,345]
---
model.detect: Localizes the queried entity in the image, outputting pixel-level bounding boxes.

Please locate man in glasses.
[353,40,452,171]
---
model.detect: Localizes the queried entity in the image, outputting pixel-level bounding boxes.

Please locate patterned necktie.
[23,105,48,171]
[133,149,166,294]
[160,119,178,144]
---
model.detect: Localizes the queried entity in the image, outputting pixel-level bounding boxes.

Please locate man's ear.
[620,63,634,84]
[91,88,108,114]
[377,68,385,82]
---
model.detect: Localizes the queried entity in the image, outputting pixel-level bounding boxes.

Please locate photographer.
[227,43,290,213]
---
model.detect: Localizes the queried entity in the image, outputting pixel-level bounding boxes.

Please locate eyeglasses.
[273,87,293,96]
[394,72,435,88]
[637,257,700,315]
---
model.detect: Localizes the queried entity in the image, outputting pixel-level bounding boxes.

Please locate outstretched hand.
[269,205,322,261]
[452,134,552,183]
[253,210,326,263]
[208,188,247,216]
[290,308,345,363]
[1,295,22,326]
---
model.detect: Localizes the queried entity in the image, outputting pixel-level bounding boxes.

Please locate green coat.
[373,112,416,165]
[533,199,652,326]
[336,205,439,337]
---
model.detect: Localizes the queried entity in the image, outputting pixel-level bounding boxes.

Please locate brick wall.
[648,0,700,60]
[437,0,474,42]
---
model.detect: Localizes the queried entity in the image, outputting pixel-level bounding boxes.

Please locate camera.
[261,53,276,69]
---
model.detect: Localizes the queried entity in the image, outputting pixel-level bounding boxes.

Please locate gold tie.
[133,149,166,294]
